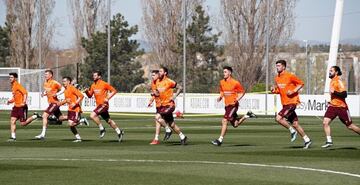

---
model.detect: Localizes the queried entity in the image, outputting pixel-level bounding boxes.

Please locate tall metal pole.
[182,0,187,113]
[265,0,270,115]
[38,0,42,109]
[107,0,111,84]
[324,0,344,93]
[304,40,310,94]
[56,54,59,80]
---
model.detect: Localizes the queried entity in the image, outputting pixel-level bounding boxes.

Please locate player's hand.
[52,93,58,98]
[330,88,335,93]
[6,101,10,105]
[286,90,294,96]
[270,85,276,93]
[104,98,109,103]
[147,102,153,108]
[69,103,76,109]
[56,102,62,106]
[41,93,46,97]
[217,96,222,102]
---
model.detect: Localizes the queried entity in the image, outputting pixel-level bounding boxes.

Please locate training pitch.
[0,111,359,185]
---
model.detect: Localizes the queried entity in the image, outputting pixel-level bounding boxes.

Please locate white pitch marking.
[1,158,359,178]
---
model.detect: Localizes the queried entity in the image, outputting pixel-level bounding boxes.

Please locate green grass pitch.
[0,110,359,185]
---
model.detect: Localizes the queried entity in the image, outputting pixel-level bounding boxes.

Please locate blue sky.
[0,0,359,49]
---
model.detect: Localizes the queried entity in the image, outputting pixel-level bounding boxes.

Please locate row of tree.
[0,0,298,93]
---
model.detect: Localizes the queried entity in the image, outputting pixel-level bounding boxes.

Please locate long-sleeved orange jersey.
[329,76,347,108]
[10,81,28,107]
[219,77,244,106]
[273,71,304,106]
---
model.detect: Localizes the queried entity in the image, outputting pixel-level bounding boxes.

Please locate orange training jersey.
[219,77,244,106]
[329,76,347,108]
[44,79,62,104]
[11,81,28,107]
[64,85,84,112]
[87,79,116,106]
[156,76,177,107]
[151,80,161,108]
[274,71,304,106]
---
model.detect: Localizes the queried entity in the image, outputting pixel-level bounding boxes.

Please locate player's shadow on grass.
[286,146,305,149]
[60,139,94,142]
[329,147,358,150]
[224,144,255,147]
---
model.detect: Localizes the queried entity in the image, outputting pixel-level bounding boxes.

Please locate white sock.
[326,136,332,143]
[244,115,250,118]
[115,127,121,134]
[165,126,171,133]
[303,135,310,143]
[31,115,37,119]
[99,124,104,130]
[154,134,159,141]
[179,132,185,140]
[75,134,81,140]
[218,136,224,142]
[11,132,16,139]
[289,127,296,134]
[40,127,47,136]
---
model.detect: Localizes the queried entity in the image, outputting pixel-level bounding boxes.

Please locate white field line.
[1,157,359,178]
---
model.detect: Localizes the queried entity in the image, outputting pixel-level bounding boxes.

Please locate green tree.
[0,23,10,67]
[80,13,145,92]
[174,5,224,93]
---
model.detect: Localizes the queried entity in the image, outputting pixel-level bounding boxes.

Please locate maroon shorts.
[45,103,62,118]
[224,102,239,123]
[324,106,352,126]
[278,104,298,123]
[156,107,161,114]
[68,111,81,124]
[11,105,28,122]
[159,105,175,123]
[94,104,110,121]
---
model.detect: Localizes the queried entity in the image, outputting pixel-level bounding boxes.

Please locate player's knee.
[275,116,282,122]
[346,124,354,130]
[90,112,97,119]
[155,114,162,121]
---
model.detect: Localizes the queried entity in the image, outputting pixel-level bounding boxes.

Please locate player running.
[322,66,360,148]
[154,67,187,145]
[148,70,173,145]
[211,66,256,146]
[57,76,85,142]
[34,69,64,140]
[84,71,124,142]
[271,60,312,149]
[6,73,41,141]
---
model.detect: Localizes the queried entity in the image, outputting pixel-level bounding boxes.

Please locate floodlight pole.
[107,0,111,84]
[324,0,344,94]
[182,0,187,113]
[265,0,270,115]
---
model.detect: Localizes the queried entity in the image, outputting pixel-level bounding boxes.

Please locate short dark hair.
[9,72,18,78]
[151,70,159,74]
[62,76,72,82]
[331,66,342,76]
[93,70,102,76]
[45,69,53,75]
[223,66,233,73]
[276,60,287,67]
[160,66,169,74]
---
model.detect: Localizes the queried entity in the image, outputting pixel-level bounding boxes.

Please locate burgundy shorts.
[68,111,81,124]
[156,107,161,114]
[45,103,62,118]
[94,104,110,121]
[11,105,28,122]
[159,105,175,123]
[324,106,352,126]
[278,104,298,123]
[224,102,239,123]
